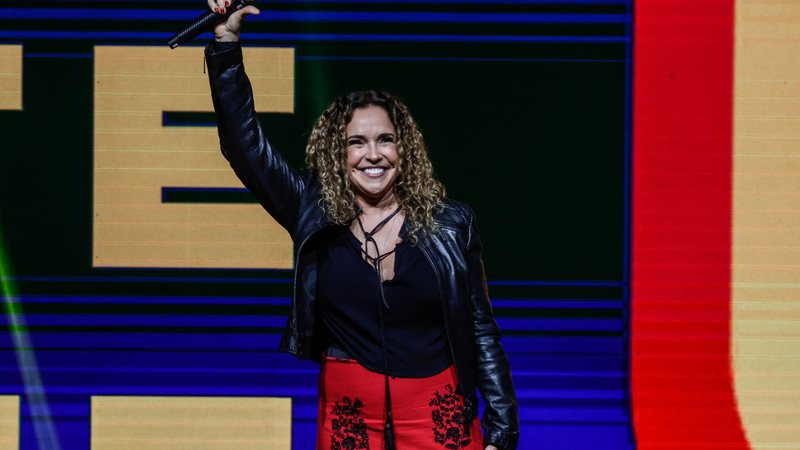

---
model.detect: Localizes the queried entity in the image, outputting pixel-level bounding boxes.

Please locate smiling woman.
[305,90,446,248]
[205,1,518,449]
[346,106,399,204]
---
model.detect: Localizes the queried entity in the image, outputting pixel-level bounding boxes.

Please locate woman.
[205,2,518,449]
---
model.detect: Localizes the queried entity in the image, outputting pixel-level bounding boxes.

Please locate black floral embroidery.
[330,397,369,450]
[429,384,472,449]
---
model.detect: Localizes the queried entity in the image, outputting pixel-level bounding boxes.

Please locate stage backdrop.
[0,1,632,448]
[6,1,798,448]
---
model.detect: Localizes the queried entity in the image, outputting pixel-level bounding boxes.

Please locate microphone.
[167,0,257,49]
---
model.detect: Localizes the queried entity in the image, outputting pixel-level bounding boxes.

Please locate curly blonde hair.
[305,90,445,242]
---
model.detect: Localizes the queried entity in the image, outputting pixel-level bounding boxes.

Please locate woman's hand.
[485,446,499,450]
[206,0,260,42]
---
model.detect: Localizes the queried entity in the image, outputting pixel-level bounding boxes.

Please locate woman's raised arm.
[205,2,305,233]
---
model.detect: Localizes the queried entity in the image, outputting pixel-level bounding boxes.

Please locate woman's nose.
[365,143,381,161]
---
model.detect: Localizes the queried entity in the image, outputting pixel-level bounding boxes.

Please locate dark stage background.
[0,1,632,448]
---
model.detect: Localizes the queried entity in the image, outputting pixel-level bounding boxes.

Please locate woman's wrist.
[214,34,239,43]
[214,32,239,42]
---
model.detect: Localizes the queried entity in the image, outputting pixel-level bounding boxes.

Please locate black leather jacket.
[206,43,518,449]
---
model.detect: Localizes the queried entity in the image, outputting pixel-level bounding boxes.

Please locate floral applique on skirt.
[317,356,483,450]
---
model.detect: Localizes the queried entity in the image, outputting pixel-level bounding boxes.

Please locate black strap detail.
[353,206,401,449]
[384,375,396,450]
[354,206,402,309]
[355,206,401,262]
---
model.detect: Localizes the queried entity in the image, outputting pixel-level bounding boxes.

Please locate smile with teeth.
[360,167,388,177]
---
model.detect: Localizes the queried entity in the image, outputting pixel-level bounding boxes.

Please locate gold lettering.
[91,396,291,449]
[0,45,22,110]
[0,396,20,449]
[93,46,294,269]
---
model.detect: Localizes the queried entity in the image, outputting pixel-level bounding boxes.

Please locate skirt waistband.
[324,343,352,361]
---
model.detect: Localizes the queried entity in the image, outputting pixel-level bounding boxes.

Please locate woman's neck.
[355,194,399,217]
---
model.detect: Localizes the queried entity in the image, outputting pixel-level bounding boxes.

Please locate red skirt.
[317,356,483,450]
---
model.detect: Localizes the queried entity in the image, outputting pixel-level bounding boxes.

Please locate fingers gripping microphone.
[167,0,257,49]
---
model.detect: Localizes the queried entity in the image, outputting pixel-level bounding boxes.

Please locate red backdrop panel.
[631,1,749,448]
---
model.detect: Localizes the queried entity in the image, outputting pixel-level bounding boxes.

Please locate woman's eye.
[348,139,364,146]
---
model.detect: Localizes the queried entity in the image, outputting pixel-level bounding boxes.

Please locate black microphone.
[167,0,257,49]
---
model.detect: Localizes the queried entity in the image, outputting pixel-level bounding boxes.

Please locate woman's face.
[345,105,400,206]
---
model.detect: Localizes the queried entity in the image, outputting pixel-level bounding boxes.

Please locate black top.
[317,226,451,378]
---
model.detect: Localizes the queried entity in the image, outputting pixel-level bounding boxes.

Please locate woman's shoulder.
[295,167,325,198]
[435,198,476,230]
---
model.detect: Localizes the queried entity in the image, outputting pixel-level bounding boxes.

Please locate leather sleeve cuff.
[485,430,519,450]
[204,41,242,73]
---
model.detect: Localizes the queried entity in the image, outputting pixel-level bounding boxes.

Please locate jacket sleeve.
[465,209,520,450]
[205,42,304,233]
